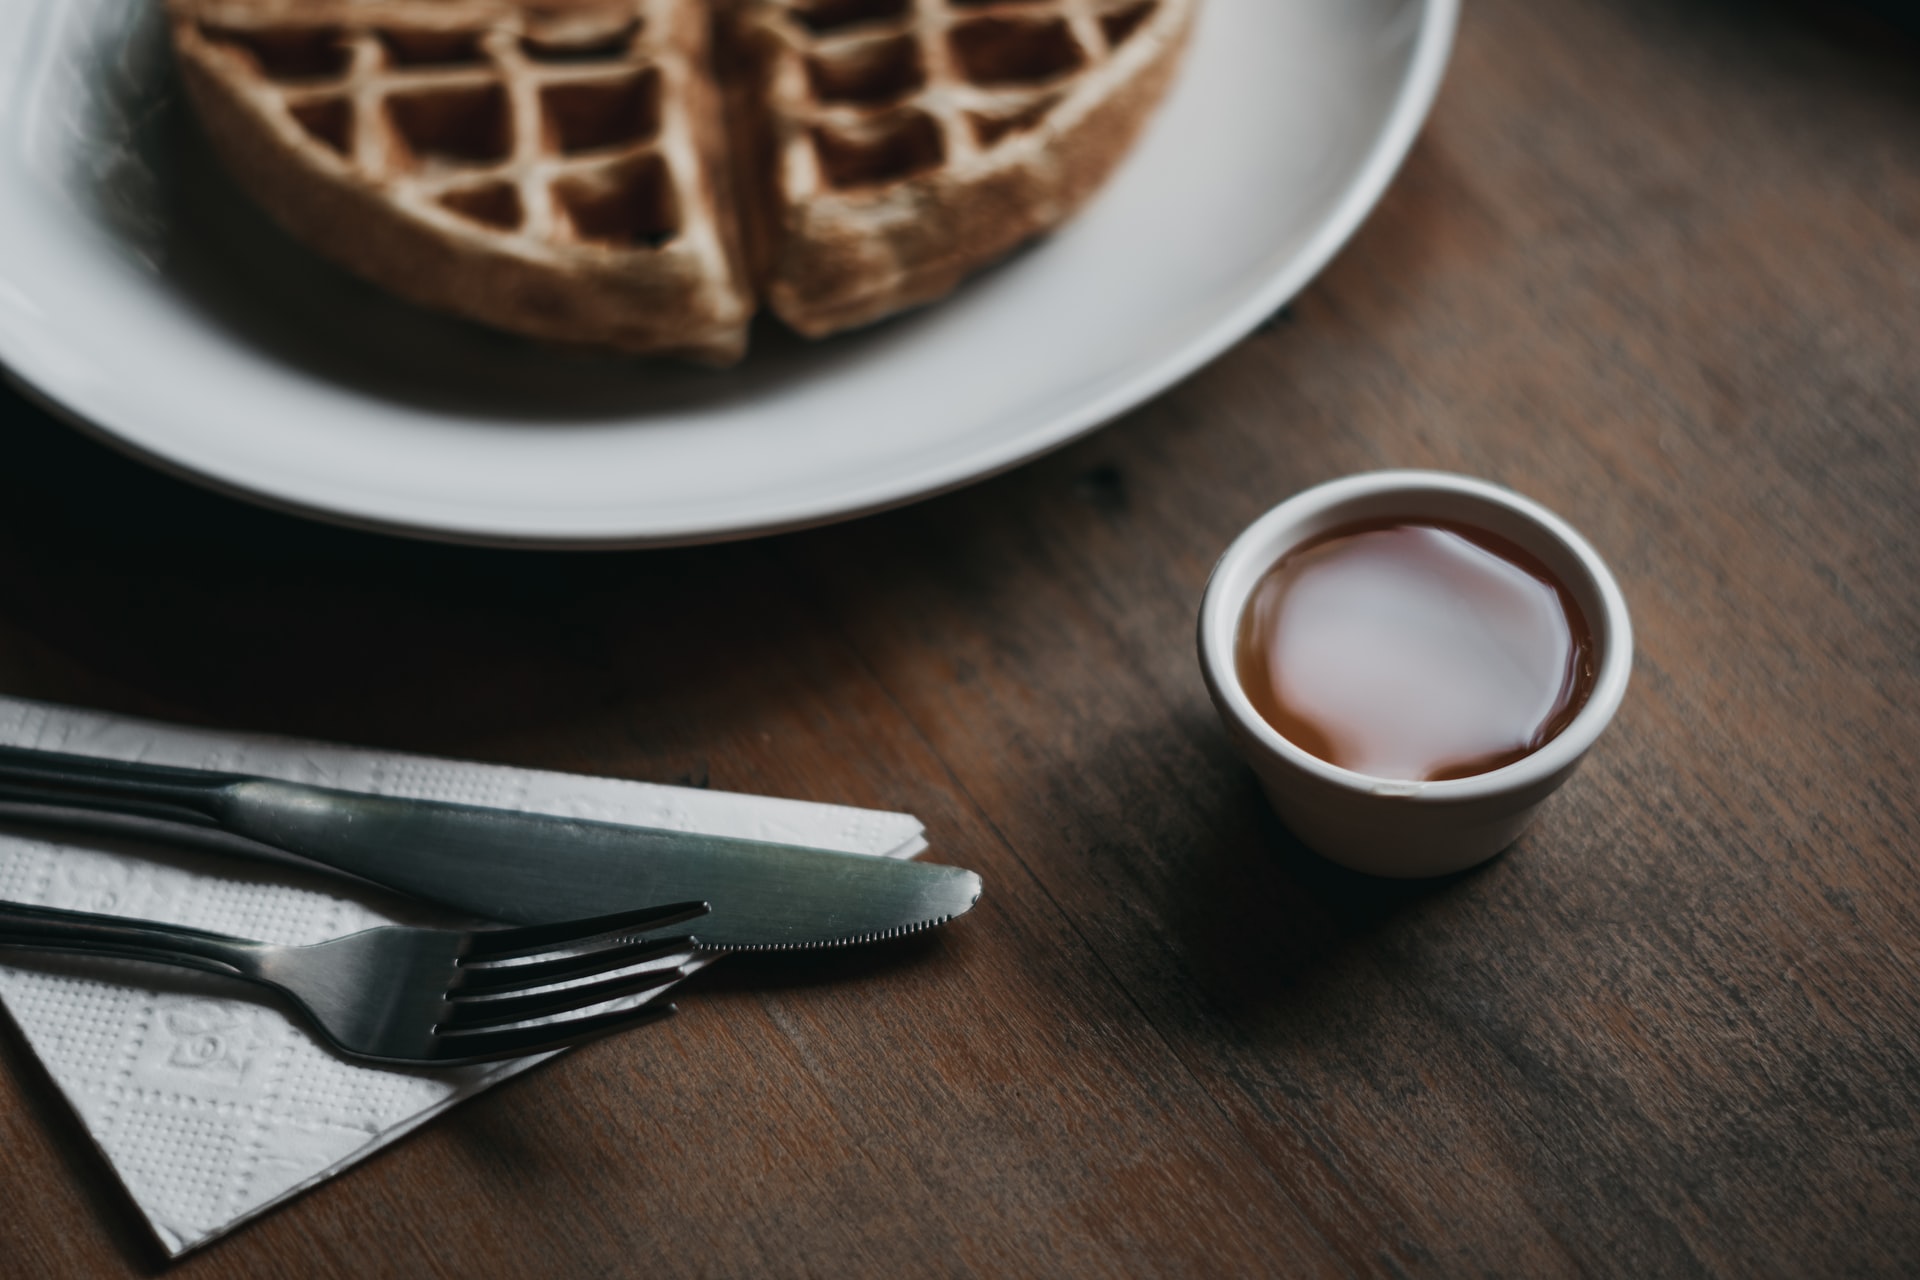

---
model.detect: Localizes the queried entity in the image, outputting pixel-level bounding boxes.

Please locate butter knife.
[0,745,981,951]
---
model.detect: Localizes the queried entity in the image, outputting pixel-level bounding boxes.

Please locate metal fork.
[0,898,709,1067]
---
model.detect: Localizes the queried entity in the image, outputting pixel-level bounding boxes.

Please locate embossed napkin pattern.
[0,697,925,1256]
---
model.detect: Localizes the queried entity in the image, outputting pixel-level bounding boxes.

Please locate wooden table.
[3,0,1917,1274]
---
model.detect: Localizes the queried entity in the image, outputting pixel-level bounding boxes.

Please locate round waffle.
[167,0,1197,361]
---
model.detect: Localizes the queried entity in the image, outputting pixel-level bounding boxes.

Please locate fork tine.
[442,953,699,1030]
[429,987,688,1063]
[463,901,710,961]
[431,1001,679,1065]
[451,933,693,996]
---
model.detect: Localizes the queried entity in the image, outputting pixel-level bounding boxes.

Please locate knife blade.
[0,745,982,951]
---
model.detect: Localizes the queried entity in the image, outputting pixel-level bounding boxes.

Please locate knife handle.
[0,745,540,917]
[0,744,244,830]
[0,745,507,916]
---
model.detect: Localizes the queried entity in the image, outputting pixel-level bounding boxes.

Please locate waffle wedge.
[169,0,756,364]
[722,0,1198,337]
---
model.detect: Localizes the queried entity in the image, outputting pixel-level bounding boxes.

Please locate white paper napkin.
[0,696,926,1257]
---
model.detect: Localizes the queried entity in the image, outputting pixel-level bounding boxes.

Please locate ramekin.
[1197,470,1633,877]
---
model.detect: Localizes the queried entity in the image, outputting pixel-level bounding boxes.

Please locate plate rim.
[1,0,1459,550]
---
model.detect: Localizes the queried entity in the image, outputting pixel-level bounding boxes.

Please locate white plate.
[0,0,1455,548]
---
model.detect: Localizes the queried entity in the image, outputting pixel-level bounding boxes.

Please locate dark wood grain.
[2,0,1918,1274]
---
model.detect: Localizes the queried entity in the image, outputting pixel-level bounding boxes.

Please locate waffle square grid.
[769,0,1165,194]
[193,4,688,251]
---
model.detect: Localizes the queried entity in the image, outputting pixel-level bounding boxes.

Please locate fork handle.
[0,745,241,829]
[0,900,269,980]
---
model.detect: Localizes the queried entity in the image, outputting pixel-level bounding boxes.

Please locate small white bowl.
[1198,471,1633,877]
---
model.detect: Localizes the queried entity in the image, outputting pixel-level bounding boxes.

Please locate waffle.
[168,0,756,364]
[168,0,1197,358]
[722,0,1198,337]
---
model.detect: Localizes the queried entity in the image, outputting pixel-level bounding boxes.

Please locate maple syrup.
[1235,519,1597,782]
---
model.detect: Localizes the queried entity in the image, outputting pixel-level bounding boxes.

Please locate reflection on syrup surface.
[1236,520,1596,782]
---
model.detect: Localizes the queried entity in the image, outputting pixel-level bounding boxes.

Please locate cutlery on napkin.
[0,695,928,1256]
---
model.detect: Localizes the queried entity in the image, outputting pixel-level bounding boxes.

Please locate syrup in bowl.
[1234,519,1597,783]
